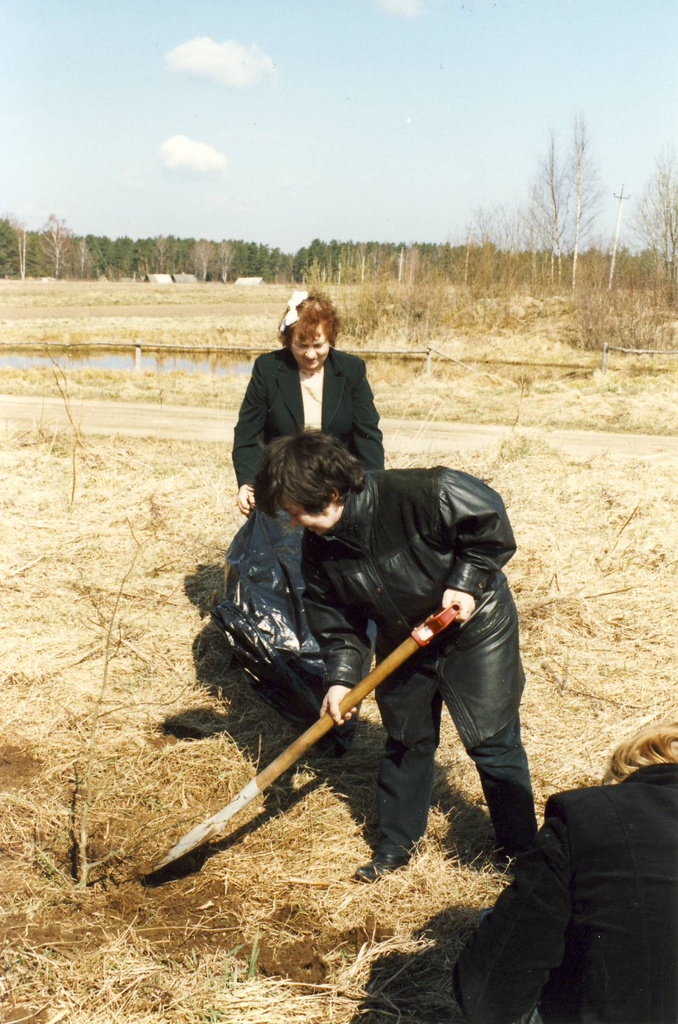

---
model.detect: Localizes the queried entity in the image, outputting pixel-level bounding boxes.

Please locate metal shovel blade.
[151,604,459,872]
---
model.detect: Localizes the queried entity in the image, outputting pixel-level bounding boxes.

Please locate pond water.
[0,348,255,376]
[0,347,595,382]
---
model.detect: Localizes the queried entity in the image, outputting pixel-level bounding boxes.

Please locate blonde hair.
[604,721,678,784]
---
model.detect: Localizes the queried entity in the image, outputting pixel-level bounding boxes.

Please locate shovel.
[151,603,460,872]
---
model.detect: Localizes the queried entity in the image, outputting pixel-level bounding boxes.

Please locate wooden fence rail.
[601,342,678,372]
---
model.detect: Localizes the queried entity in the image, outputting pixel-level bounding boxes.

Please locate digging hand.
[442,588,475,621]
[322,684,357,725]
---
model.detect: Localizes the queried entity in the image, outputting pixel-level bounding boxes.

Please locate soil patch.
[0,745,41,792]
[1,876,390,986]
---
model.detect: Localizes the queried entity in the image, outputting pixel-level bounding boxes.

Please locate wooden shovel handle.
[151,604,460,871]
[255,604,460,790]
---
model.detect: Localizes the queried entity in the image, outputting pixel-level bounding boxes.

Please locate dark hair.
[254,432,365,517]
[280,294,340,349]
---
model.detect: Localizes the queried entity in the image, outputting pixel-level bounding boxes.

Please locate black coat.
[232,347,384,485]
[453,763,678,1024]
[301,467,525,748]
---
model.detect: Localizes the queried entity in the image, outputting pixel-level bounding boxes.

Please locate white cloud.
[160,135,227,174]
[376,0,424,17]
[166,36,276,89]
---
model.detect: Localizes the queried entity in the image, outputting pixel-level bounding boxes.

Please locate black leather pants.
[373,580,537,858]
[376,712,537,858]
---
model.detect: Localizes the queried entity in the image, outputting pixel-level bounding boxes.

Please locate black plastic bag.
[211,510,328,728]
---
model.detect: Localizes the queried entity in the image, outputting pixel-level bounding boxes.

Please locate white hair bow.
[279,290,309,333]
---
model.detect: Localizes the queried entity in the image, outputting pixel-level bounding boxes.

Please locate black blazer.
[453,763,678,1024]
[232,347,384,485]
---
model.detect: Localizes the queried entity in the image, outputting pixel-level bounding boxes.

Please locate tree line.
[0,222,295,285]
[1,130,675,298]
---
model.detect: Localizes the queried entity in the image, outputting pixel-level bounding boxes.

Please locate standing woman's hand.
[237,484,256,516]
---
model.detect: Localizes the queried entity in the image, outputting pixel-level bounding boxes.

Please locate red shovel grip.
[410,603,461,647]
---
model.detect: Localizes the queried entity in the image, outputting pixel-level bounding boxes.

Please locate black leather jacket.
[301,467,517,685]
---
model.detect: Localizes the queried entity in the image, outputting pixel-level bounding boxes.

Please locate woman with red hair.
[233,291,383,514]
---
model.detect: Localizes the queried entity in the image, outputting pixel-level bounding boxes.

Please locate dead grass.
[2,280,677,436]
[0,279,289,311]
[1,356,678,438]
[0,313,275,351]
[0,280,289,351]
[1,409,676,1022]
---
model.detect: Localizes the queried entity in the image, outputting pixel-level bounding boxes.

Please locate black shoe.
[354,851,410,883]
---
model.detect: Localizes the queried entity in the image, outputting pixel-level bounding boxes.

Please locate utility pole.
[608,185,629,290]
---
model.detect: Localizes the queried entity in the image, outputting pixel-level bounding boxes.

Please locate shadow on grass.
[346,906,477,1024]
[152,563,496,884]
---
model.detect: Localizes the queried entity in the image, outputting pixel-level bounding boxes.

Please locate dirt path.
[2,392,678,464]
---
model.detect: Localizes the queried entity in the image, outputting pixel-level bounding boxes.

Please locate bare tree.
[522,216,540,292]
[463,206,519,291]
[193,239,212,281]
[406,244,420,285]
[217,240,233,283]
[634,147,678,288]
[569,116,602,290]
[530,131,568,286]
[10,218,28,279]
[357,242,367,283]
[463,224,474,285]
[153,235,170,273]
[76,237,90,279]
[41,214,72,279]
[487,203,525,254]
[467,207,495,247]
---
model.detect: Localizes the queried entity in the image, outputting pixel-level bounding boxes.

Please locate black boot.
[354,849,410,883]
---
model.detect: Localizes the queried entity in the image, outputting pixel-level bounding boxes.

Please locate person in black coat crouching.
[253,431,538,881]
[453,720,678,1024]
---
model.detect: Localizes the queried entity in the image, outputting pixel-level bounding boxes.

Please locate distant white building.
[145,273,173,284]
[172,273,198,284]
[234,276,264,286]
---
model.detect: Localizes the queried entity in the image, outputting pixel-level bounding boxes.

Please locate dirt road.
[2,393,678,464]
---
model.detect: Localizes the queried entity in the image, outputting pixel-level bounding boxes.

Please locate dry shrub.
[573,286,676,352]
[337,281,563,348]
[0,415,676,1022]
[329,280,602,361]
[338,279,454,347]
[446,290,571,337]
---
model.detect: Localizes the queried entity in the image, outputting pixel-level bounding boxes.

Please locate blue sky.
[1,0,676,252]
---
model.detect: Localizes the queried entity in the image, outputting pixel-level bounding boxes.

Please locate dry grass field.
[1,279,677,436]
[1,281,677,1023]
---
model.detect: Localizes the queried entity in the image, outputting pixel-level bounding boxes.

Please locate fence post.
[601,343,608,374]
[425,348,432,375]
[135,342,142,371]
